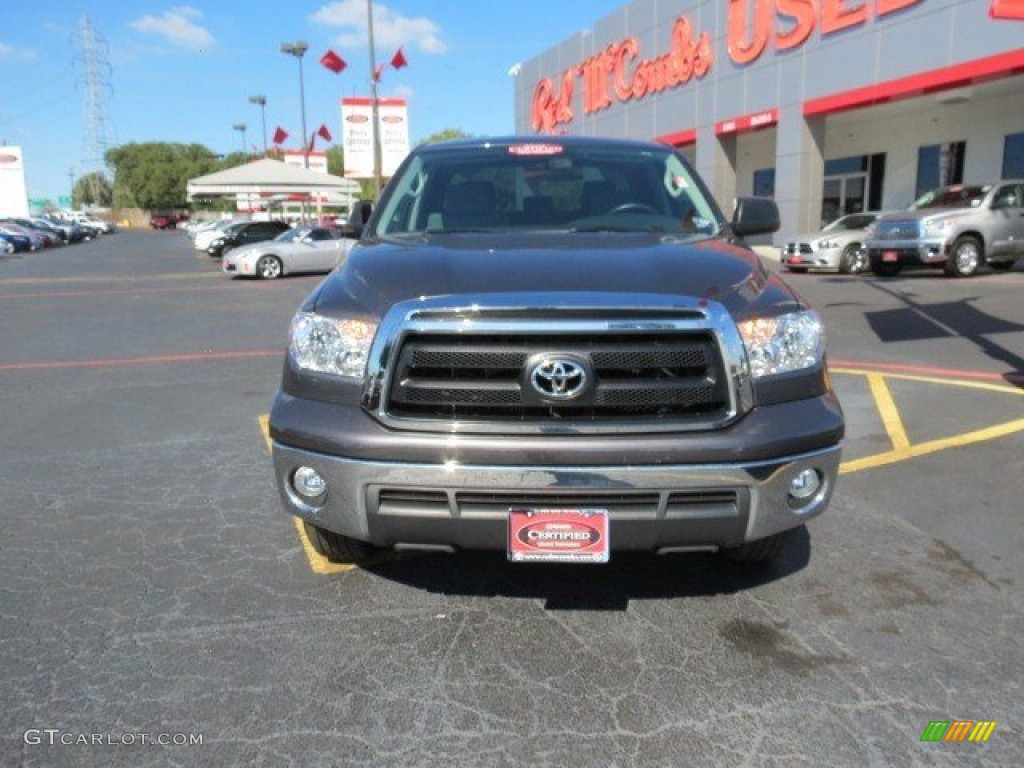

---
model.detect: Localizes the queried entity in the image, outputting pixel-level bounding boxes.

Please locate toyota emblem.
[530,358,587,400]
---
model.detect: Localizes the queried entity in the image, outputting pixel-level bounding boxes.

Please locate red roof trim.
[804,49,1024,117]
[714,109,779,136]
[656,129,697,147]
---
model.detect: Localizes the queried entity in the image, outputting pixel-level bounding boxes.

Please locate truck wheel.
[721,527,799,564]
[302,521,376,563]
[945,236,982,277]
[838,243,867,274]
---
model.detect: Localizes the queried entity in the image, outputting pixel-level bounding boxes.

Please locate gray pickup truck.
[269,136,844,566]
[865,181,1024,277]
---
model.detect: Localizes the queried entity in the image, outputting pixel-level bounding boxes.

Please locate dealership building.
[513,0,1024,241]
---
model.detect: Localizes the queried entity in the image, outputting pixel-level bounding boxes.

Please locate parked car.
[150,210,188,230]
[192,218,245,249]
[12,218,64,247]
[268,135,843,566]
[0,230,32,253]
[206,220,290,257]
[865,181,1024,277]
[40,216,85,243]
[222,226,355,279]
[782,212,889,274]
[0,222,45,250]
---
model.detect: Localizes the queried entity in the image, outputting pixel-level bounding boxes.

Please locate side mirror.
[347,200,373,237]
[731,196,780,238]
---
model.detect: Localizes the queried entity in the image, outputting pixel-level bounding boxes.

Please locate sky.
[0,0,627,203]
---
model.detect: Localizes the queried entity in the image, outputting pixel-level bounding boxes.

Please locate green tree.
[72,171,113,208]
[418,128,470,146]
[105,142,222,210]
[325,144,345,177]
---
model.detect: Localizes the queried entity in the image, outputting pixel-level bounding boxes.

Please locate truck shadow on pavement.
[358,528,811,611]
[862,281,1024,388]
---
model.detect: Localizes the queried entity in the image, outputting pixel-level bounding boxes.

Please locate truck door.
[989,183,1024,257]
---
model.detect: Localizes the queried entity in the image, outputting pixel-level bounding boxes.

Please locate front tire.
[721,527,799,564]
[945,235,982,277]
[838,243,867,274]
[303,522,376,564]
[256,255,283,279]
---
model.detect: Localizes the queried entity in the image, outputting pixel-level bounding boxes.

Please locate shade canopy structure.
[186,158,360,209]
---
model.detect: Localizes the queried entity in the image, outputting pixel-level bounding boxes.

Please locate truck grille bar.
[386,331,728,422]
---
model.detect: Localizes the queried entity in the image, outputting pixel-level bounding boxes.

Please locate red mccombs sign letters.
[530,0,1021,133]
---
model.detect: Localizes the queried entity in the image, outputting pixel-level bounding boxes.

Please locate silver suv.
[865,181,1024,277]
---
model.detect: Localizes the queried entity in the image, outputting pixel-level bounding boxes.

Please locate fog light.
[789,468,821,500]
[292,466,327,500]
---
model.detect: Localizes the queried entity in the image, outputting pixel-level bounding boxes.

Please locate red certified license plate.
[508,508,609,563]
[882,250,899,263]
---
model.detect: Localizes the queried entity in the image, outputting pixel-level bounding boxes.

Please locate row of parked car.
[781,180,1024,277]
[0,211,116,254]
[183,216,356,279]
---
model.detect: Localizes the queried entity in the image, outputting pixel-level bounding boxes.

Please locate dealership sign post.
[340,97,410,180]
[0,147,30,219]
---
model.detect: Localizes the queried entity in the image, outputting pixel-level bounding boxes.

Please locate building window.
[1003,133,1024,179]
[753,168,775,198]
[916,141,965,196]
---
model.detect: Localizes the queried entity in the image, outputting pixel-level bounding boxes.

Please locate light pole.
[280,40,309,169]
[249,95,267,154]
[232,123,247,155]
[366,0,383,199]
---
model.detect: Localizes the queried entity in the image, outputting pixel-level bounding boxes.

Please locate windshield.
[821,213,876,232]
[274,227,307,243]
[371,141,723,238]
[911,185,989,210]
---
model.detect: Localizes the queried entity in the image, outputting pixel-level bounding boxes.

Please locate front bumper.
[782,243,843,269]
[271,396,843,554]
[866,237,948,267]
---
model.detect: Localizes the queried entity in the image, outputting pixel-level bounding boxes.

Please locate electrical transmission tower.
[73,16,117,208]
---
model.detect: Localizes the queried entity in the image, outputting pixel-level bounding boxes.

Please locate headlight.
[289,312,377,377]
[922,218,953,238]
[817,238,839,249]
[737,311,824,378]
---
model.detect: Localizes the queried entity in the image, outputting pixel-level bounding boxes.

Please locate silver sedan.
[222,226,356,279]
[782,212,888,274]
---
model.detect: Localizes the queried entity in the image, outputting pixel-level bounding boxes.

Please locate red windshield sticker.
[508,143,564,156]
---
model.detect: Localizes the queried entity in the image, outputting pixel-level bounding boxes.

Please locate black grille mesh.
[384,331,728,424]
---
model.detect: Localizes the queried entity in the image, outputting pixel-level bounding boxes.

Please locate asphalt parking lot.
[2,230,1022,767]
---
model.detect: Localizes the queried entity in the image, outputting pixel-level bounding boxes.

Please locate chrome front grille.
[873,220,921,240]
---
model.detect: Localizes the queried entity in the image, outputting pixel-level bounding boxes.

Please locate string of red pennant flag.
[269,47,409,153]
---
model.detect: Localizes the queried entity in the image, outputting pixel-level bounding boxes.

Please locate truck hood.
[313,232,799,319]
[877,208,968,222]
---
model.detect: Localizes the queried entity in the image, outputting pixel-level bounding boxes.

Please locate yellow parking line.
[866,373,911,451]
[832,367,1024,397]
[257,415,355,574]
[839,417,1024,475]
